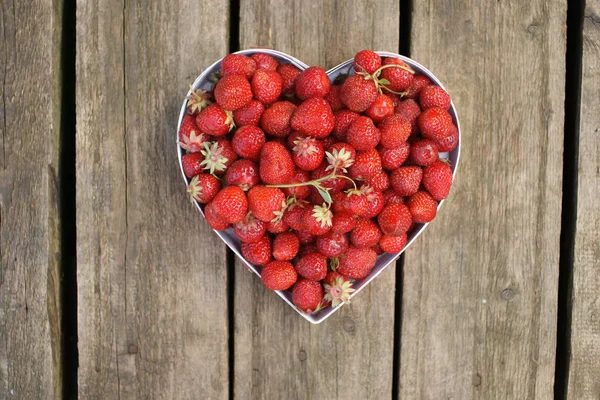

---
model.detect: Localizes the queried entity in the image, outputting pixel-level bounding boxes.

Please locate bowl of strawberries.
[177,49,460,323]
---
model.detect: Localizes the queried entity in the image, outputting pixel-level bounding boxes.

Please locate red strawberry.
[380,57,414,91]
[251,70,283,105]
[344,189,369,216]
[204,201,230,230]
[261,260,297,290]
[295,66,331,99]
[241,235,272,266]
[251,53,279,71]
[290,97,334,139]
[435,124,459,152]
[379,114,411,149]
[326,142,356,173]
[231,125,266,161]
[299,243,318,257]
[379,234,407,254]
[410,139,439,166]
[331,211,357,233]
[233,100,265,126]
[179,114,209,153]
[418,107,453,141]
[366,94,395,123]
[349,149,382,180]
[292,136,325,171]
[404,74,432,99]
[267,218,289,233]
[333,110,360,140]
[303,204,333,235]
[221,54,257,78]
[295,252,328,281]
[380,142,411,170]
[340,74,378,112]
[336,246,377,280]
[212,186,248,223]
[395,99,422,133]
[182,152,204,178]
[186,88,212,115]
[391,166,423,196]
[311,163,346,193]
[316,231,348,258]
[225,159,260,191]
[195,104,234,137]
[277,63,302,95]
[350,218,382,248]
[346,116,381,151]
[366,170,390,191]
[296,229,315,245]
[354,50,382,74]
[201,139,237,175]
[283,201,307,230]
[361,185,386,219]
[282,169,311,200]
[214,74,253,111]
[259,142,295,184]
[406,191,437,223]
[323,85,344,112]
[272,232,300,261]
[321,135,338,149]
[233,213,267,243]
[260,101,296,137]
[423,160,453,200]
[323,272,355,307]
[377,203,412,235]
[383,188,404,204]
[292,279,324,313]
[247,185,286,222]
[419,85,451,110]
[187,174,221,204]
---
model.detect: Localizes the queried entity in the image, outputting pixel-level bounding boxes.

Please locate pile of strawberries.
[178,50,457,314]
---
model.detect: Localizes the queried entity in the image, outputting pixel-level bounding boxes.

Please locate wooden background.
[0,0,598,399]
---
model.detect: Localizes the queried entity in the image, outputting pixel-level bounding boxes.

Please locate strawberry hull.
[177,49,461,324]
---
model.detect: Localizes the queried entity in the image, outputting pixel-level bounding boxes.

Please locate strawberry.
[346,116,381,151]
[395,99,421,133]
[241,235,272,266]
[233,100,265,126]
[296,252,328,281]
[267,218,289,233]
[290,97,334,139]
[406,190,437,223]
[277,63,302,95]
[366,94,395,123]
[383,188,404,204]
[251,70,283,105]
[353,50,382,74]
[419,85,451,110]
[295,66,331,99]
[379,234,407,254]
[336,246,377,280]
[204,201,230,230]
[299,243,318,257]
[333,110,360,140]
[344,189,369,216]
[272,231,300,261]
[179,114,204,146]
[200,140,237,175]
[377,203,412,235]
[231,125,266,161]
[178,128,209,154]
[182,152,204,178]
[247,185,286,222]
[211,185,248,223]
[195,104,235,137]
[187,174,221,204]
[260,101,296,137]
[261,260,297,290]
[311,162,346,193]
[422,160,453,200]
[323,85,344,112]
[233,213,267,243]
[380,142,411,170]
[326,142,356,173]
[323,272,355,307]
[282,169,311,200]
[380,57,414,91]
[214,74,253,111]
[285,131,303,150]
[321,135,339,150]
[366,170,390,191]
[186,88,212,115]
[417,107,453,141]
[221,54,257,78]
[259,142,295,184]
[371,243,384,255]
[349,149,382,180]
[292,136,325,171]
[410,138,439,166]
[361,185,386,218]
[302,204,333,235]
[292,279,324,313]
[331,211,357,233]
[225,159,260,191]
[251,53,279,71]
[379,114,411,149]
[316,231,348,258]
[283,201,307,230]
[391,166,423,196]
[404,74,432,99]
[340,74,378,112]
[435,124,459,152]
[350,218,382,248]
[296,229,316,245]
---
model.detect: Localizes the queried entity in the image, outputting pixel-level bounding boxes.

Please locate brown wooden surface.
[566,2,600,398]
[400,1,567,398]
[0,0,63,398]
[234,1,399,398]
[76,0,230,398]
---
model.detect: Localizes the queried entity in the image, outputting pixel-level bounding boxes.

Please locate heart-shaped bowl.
[177,49,461,324]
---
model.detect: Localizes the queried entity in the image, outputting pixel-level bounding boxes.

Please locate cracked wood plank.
[76,0,230,398]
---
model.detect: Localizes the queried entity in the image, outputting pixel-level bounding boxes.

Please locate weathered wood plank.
[0,0,63,398]
[399,1,566,398]
[235,1,399,398]
[76,1,230,398]
[566,2,600,399]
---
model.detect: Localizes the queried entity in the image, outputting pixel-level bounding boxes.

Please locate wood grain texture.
[566,2,600,398]
[76,0,230,398]
[235,1,399,398]
[399,1,566,398]
[0,0,63,398]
